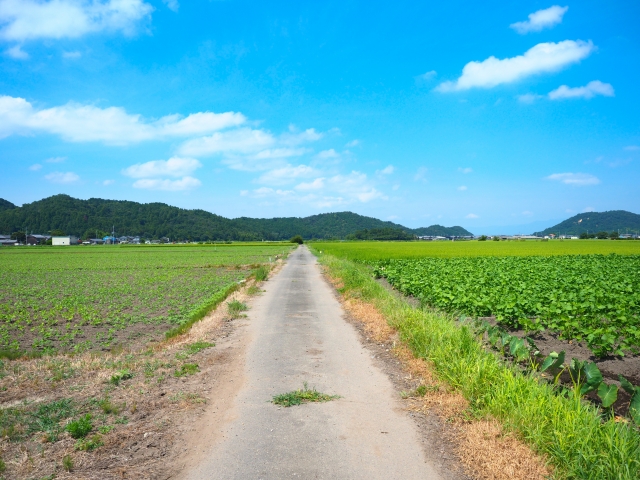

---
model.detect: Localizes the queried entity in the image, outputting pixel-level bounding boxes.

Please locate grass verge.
[316,251,640,480]
[272,382,339,407]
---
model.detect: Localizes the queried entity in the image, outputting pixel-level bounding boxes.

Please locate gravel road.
[180,245,442,479]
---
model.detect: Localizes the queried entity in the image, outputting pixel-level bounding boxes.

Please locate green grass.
[315,250,640,479]
[66,414,93,439]
[227,299,248,318]
[174,363,199,377]
[315,239,640,261]
[272,383,340,407]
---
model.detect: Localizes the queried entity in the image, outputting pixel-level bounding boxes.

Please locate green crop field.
[315,239,640,261]
[373,255,640,356]
[0,244,291,354]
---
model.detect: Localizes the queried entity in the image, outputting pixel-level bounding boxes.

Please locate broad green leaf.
[619,375,637,396]
[597,383,618,408]
[629,392,640,425]
[579,362,603,395]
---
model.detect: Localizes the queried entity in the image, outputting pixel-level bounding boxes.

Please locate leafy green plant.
[183,341,214,356]
[110,369,133,386]
[98,398,121,415]
[620,376,640,424]
[0,457,5,473]
[66,414,93,439]
[272,383,339,407]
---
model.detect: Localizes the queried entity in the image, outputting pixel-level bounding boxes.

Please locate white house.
[52,236,78,246]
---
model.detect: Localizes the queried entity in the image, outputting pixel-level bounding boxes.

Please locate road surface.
[180,245,442,479]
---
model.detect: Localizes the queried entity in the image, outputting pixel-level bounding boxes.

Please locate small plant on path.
[272,382,340,407]
[228,300,248,318]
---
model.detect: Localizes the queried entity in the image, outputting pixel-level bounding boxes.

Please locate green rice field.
[0,244,291,354]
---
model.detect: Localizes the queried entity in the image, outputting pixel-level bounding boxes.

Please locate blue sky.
[0,0,638,233]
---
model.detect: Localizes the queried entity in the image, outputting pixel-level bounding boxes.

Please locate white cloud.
[45,171,79,184]
[62,50,81,59]
[546,172,600,186]
[0,0,153,42]
[420,70,437,80]
[177,128,274,157]
[29,163,41,171]
[316,149,339,159]
[518,93,543,104]
[466,213,479,219]
[548,80,614,100]
[457,185,467,191]
[256,164,316,185]
[122,157,201,178]
[103,179,114,185]
[132,176,201,191]
[624,145,640,151]
[327,171,386,203]
[295,178,325,191]
[251,187,294,198]
[436,40,594,92]
[45,156,66,163]
[345,139,360,148]
[280,127,323,146]
[510,5,568,34]
[0,95,245,144]
[458,167,472,174]
[414,166,428,182]
[377,165,394,175]
[5,44,27,58]
[162,0,178,12]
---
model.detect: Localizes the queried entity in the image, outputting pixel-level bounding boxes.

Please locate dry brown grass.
[337,292,551,480]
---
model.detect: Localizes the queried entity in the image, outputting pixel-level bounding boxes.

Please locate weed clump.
[75,434,103,451]
[62,454,73,472]
[228,300,248,318]
[66,414,93,439]
[254,265,270,282]
[175,363,199,377]
[272,383,339,407]
[110,369,134,386]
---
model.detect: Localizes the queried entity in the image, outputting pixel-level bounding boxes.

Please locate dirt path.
[177,246,443,479]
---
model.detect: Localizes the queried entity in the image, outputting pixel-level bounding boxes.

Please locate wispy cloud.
[122,157,201,178]
[548,81,614,100]
[0,0,153,42]
[436,40,593,92]
[44,171,79,184]
[420,70,437,80]
[510,6,568,34]
[518,93,543,104]
[414,166,428,182]
[377,165,394,175]
[457,185,467,191]
[103,179,115,185]
[133,176,201,191]
[29,163,41,171]
[466,213,479,219]
[624,145,640,151]
[162,0,179,12]
[458,167,472,174]
[62,50,81,59]
[546,172,600,186]
[345,139,360,148]
[45,156,66,163]
[5,44,27,58]
[0,95,245,144]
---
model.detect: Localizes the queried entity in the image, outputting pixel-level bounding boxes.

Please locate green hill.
[413,224,472,237]
[0,199,15,212]
[534,210,640,236]
[0,194,472,240]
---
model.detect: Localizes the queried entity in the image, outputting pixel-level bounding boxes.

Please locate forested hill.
[534,210,640,236]
[413,224,473,236]
[0,194,473,240]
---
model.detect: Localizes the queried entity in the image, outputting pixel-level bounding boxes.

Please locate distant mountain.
[0,199,15,212]
[413,224,472,237]
[534,210,640,236]
[0,195,473,240]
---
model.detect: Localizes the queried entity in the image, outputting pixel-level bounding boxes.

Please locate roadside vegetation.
[272,383,339,407]
[313,246,640,479]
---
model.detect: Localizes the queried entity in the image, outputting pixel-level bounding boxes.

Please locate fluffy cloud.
[546,172,600,186]
[122,157,201,178]
[510,5,568,34]
[256,164,316,185]
[436,40,593,92]
[295,178,325,191]
[133,176,201,191]
[0,0,153,42]
[45,171,79,184]
[377,165,394,175]
[0,95,244,144]
[548,80,614,100]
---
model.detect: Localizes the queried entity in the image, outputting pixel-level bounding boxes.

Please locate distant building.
[0,235,16,246]
[26,234,51,245]
[52,236,78,246]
